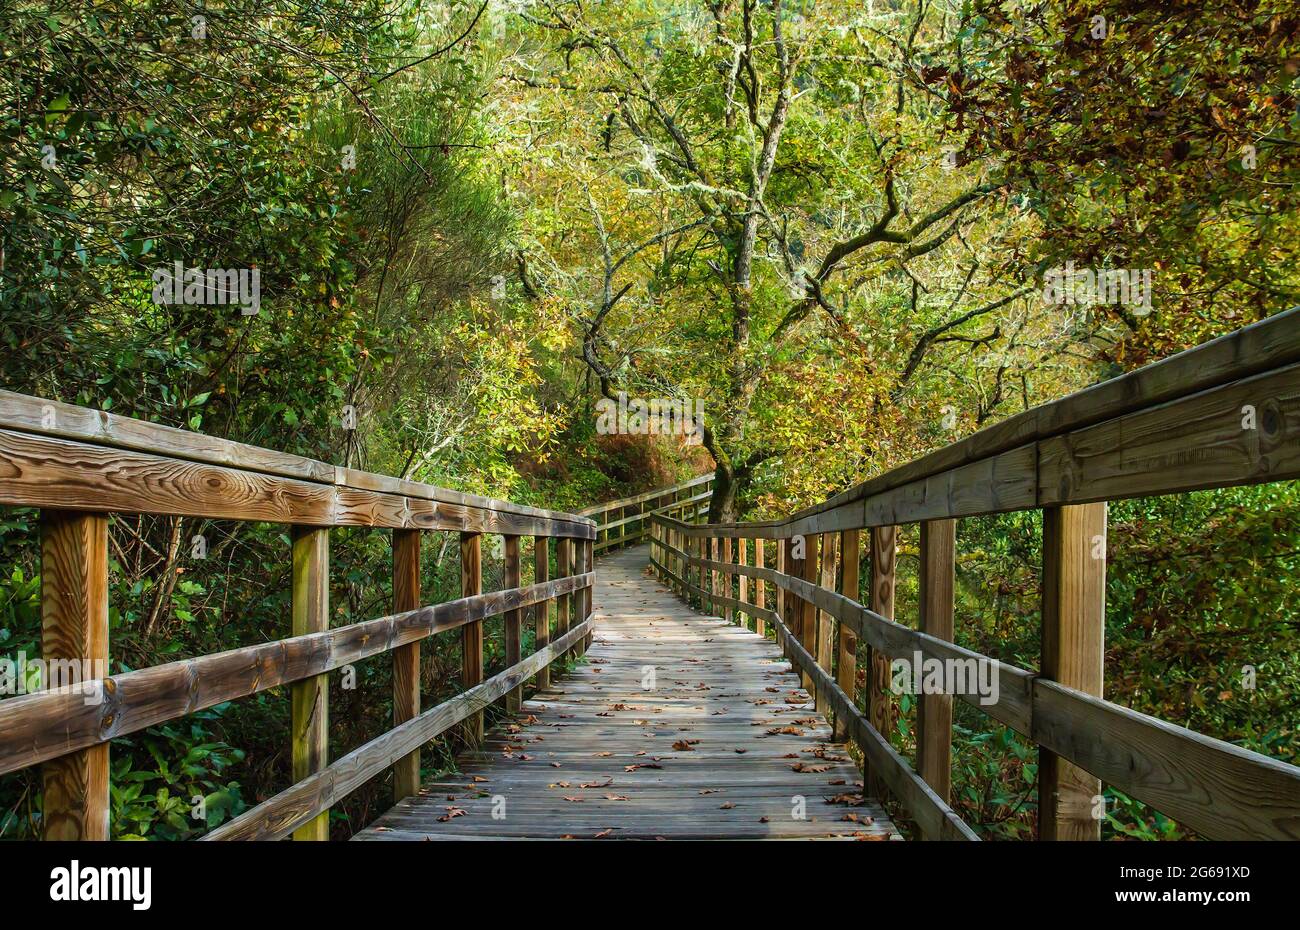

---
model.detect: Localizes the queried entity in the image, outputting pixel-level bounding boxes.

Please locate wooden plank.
[504,536,522,712]
[753,539,766,638]
[350,545,900,843]
[461,532,484,745]
[533,536,551,692]
[208,620,593,841]
[917,519,955,803]
[674,307,1300,537]
[0,572,594,777]
[834,529,860,742]
[737,537,749,628]
[815,533,838,715]
[867,526,896,797]
[1039,503,1106,840]
[291,526,330,840]
[722,537,734,623]
[1032,680,1300,841]
[556,538,572,661]
[391,529,422,801]
[1039,361,1300,505]
[40,511,109,841]
[0,428,595,539]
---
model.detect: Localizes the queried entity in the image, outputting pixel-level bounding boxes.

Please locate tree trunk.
[707,465,741,523]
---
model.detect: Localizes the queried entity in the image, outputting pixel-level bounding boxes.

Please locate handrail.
[580,473,712,552]
[0,392,596,840]
[648,308,1300,841]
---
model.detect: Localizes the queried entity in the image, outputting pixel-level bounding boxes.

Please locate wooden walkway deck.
[354,545,897,841]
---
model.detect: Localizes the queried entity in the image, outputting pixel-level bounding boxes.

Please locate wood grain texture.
[917,519,956,803]
[40,510,109,841]
[391,529,422,801]
[0,572,593,778]
[722,537,734,624]
[504,536,522,712]
[1039,503,1106,841]
[799,534,820,692]
[291,526,330,840]
[736,537,748,628]
[556,538,571,658]
[460,533,484,746]
[209,619,593,841]
[834,529,860,743]
[867,526,896,798]
[815,533,838,715]
[533,536,551,691]
[753,538,766,637]
[352,546,899,842]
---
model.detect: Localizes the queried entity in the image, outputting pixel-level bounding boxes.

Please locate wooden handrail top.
[690,306,1300,538]
[576,473,713,516]
[0,391,594,539]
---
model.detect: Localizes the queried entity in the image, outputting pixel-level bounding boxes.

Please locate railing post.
[834,528,860,742]
[556,537,571,658]
[781,538,795,661]
[737,537,749,629]
[776,538,787,651]
[867,525,897,798]
[534,535,551,691]
[798,533,820,692]
[392,528,422,801]
[580,537,594,654]
[460,531,483,744]
[291,526,330,840]
[722,537,734,623]
[917,519,956,802]
[40,510,109,841]
[504,534,523,713]
[709,536,720,615]
[1040,503,1106,841]
[753,538,766,638]
[815,533,837,712]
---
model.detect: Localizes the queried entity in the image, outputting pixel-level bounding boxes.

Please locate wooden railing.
[0,391,596,840]
[650,307,1300,841]
[580,473,712,553]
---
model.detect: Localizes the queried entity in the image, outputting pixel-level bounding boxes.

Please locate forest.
[1,0,1298,842]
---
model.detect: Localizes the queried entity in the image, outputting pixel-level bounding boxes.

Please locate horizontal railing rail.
[649,307,1300,841]
[0,390,596,840]
[580,473,712,552]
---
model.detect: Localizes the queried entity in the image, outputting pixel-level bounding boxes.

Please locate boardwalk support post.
[917,519,956,802]
[834,528,860,742]
[291,526,330,840]
[460,532,483,744]
[392,528,422,801]
[1040,503,1106,840]
[534,536,551,691]
[40,510,109,841]
[504,535,523,712]
[867,525,896,798]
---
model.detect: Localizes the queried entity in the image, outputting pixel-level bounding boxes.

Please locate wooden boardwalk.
[354,545,897,841]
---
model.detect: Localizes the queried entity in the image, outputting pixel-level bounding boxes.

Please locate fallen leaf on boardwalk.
[825,793,866,806]
[759,817,770,823]
[604,793,630,801]
[595,751,613,757]
[518,754,533,761]
[672,739,700,750]
[765,687,780,693]
[734,748,747,754]
[594,829,614,838]
[827,779,847,785]
[719,801,735,809]
[611,703,628,710]
[580,779,613,788]
[437,807,467,822]
[840,813,874,824]
[548,781,571,789]
[854,832,888,841]
[791,762,829,773]
[471,776,488,782]
[624,763,664,772]
[596,712,613,717]
[563,796,585,802]
[524,715,539,724]
[784,697,806,704]
[766,726,804,736]
[699,788,721,795]
[374,826,392,832]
